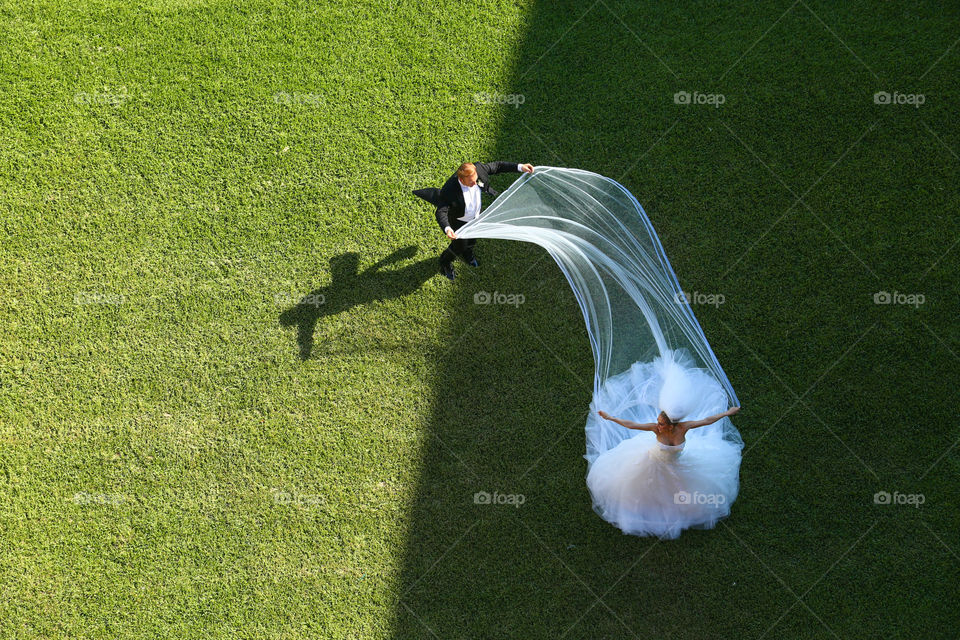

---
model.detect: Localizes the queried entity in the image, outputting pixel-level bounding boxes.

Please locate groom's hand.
[445,227,457,240]
[519,163,534,174]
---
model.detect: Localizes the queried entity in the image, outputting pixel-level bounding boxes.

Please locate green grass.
[1,0,958,638]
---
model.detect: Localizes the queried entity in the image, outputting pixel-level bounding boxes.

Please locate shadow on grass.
[391,2,960,637]
[279,246,435,359]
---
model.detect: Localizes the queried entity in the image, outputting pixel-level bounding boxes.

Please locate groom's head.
[457,162,477,187]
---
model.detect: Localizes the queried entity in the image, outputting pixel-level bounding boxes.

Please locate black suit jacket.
[414,161,522,232]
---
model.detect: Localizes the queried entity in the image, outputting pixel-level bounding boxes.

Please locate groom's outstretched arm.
[475,160,521,175]
[475,161,535,176]
[475,161,534,198]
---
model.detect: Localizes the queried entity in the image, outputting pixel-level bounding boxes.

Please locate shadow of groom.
[279,246,437,359]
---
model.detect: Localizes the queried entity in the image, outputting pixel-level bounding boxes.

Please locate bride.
[585,352,743,539]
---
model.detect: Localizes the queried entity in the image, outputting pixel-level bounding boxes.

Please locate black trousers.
[439,236,477,267]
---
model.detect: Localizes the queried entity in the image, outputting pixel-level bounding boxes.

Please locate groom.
[417,161,534,280]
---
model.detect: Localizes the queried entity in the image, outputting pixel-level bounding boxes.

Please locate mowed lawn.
[0,0,958,638]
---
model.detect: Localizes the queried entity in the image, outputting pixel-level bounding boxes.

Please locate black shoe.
[467,257,479,267]
[440,263,455,280]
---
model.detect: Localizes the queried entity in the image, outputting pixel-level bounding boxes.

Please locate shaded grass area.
[0,0,957,638]
[393,1,959,639]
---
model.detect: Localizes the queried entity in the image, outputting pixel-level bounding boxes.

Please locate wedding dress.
[584,349,742,538]
[455,167,743,538]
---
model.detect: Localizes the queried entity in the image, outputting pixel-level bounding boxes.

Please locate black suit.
[415,161,523,267]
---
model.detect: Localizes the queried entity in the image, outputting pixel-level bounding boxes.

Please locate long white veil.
[456,167,742,466]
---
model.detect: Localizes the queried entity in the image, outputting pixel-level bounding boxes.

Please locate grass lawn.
[1,0,958,638]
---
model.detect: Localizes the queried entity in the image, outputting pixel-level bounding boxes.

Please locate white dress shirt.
[458,180,482,223]
[442,179,482,234]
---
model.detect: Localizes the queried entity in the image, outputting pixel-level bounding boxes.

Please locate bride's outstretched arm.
[680,406,740,430]
[597,410,657,431]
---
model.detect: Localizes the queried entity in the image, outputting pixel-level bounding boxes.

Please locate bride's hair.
[657,411,678,426]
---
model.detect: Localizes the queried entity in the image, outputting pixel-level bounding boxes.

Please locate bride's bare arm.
[680,406,740,430]
[597,410,657,431]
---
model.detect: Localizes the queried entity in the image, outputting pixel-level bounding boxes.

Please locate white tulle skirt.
[584,350,743,539]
